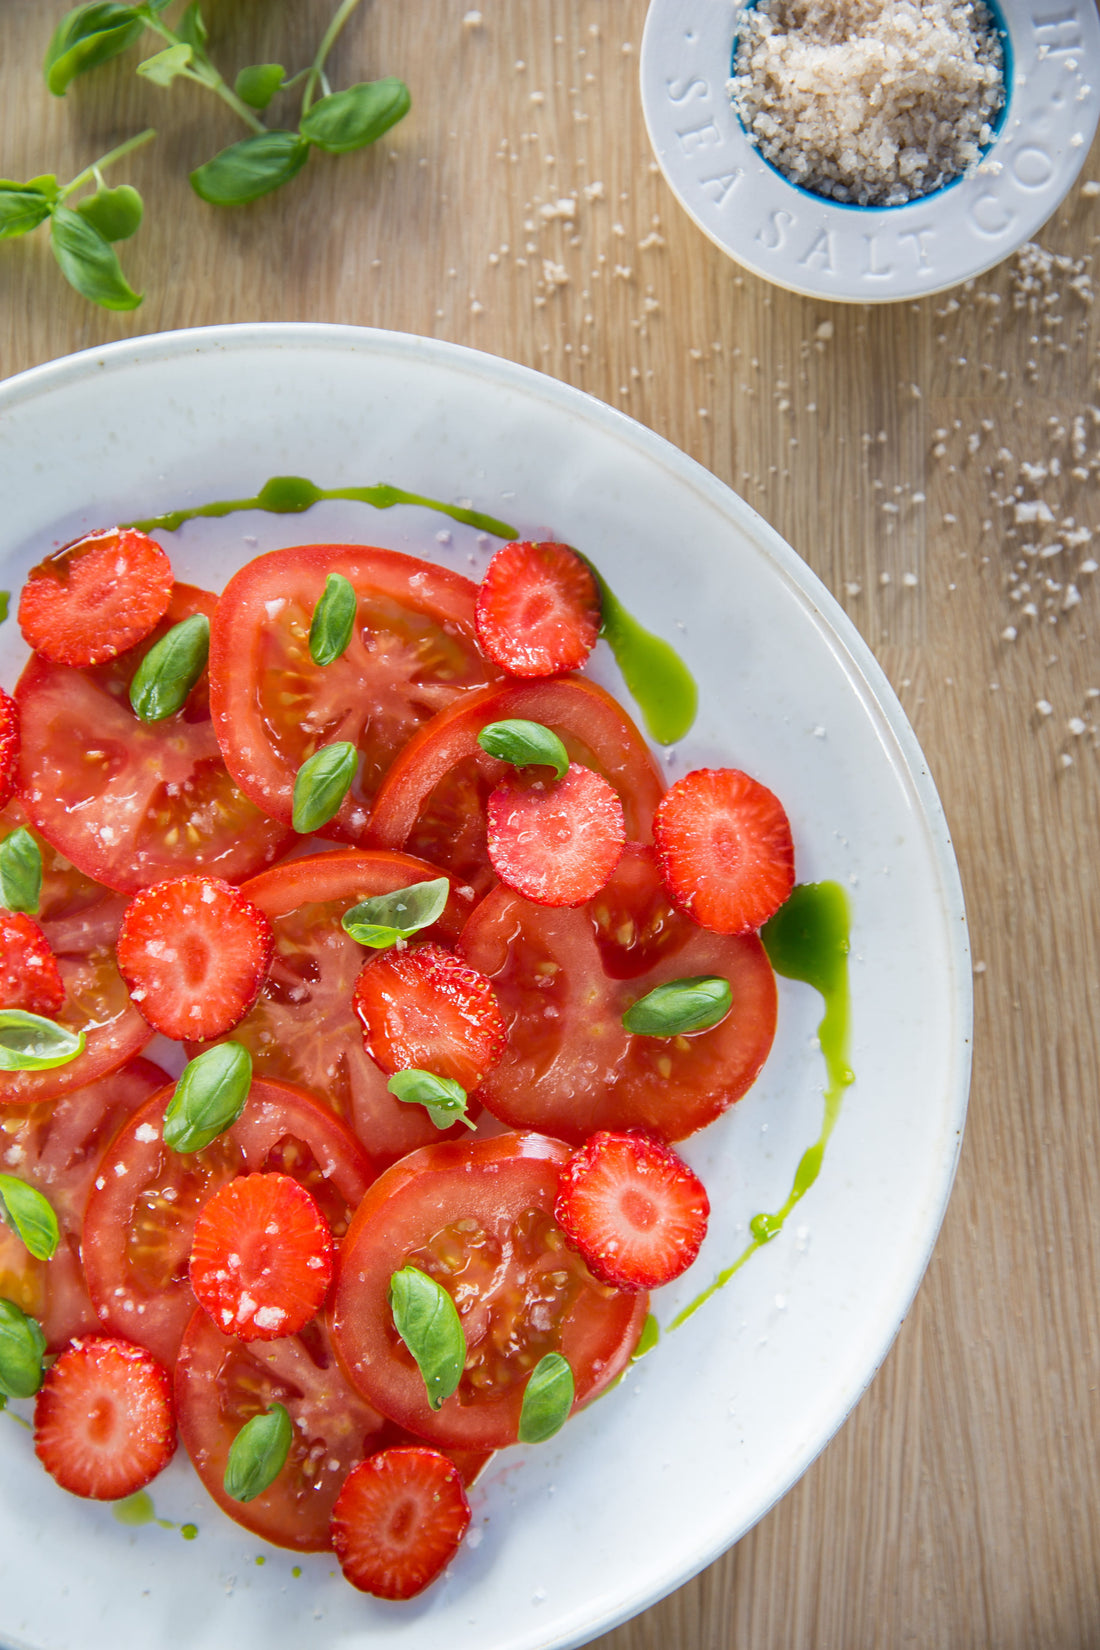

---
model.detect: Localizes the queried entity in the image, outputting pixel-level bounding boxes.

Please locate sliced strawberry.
[486,762,625,907]
[0,688,19,810]
[18,528,174,668]
[0,911,65,1017]
[331,1446,471,1600]
[653,768,795,936]
[554,1130,709,1290]
[353,941,505,1090]
[33,1336,176,1500]
[475,541,601,677]
[189,1172,334,1342]
[116,874,274,1040]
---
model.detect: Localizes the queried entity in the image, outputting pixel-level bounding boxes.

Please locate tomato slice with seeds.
[331,1132,648,1452]
[82,1076,374,1367]
[15,584,293,894]
[208,545,500,844]
[457,844,778,1143]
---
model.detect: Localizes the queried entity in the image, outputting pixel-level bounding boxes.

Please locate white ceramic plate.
[640,0,1100,301]
[0,325,969,1650]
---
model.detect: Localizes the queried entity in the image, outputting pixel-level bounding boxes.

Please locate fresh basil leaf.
[44,3,145,96]
[175,0,209,51]
[190,132,310,207]
[136,42,193,87]
[0,1011,85,1073]
[389,1265,465,1411]
[74,182,143,242]
[235,62,285,111]
[0,184,54,242]
[517,1352,574,1443]
[0,1299,47,1400]
[621,975,732,1037]
[299,78,411,156]
[308,572,356,666]
[342,878,450,949]
[0,1175,59,1262]
[129,614,210,722]
[163,1042,251,1154]
[477,719,569,779]
[387,1069,474,1131]
[292,741,357,834]
[224,1403,292,1502]
[0,828,43,915]
[50,206,142,311]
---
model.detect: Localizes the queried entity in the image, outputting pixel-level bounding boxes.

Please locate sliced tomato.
[82,1076,374,1367]
[331,1132,647,1452]
[176,1309,489,1552]
[208,545,500,844]
[367,676,665,897]
[194,850,476,1167]
[457,845,778,1143]
[0,1058,169,1351]
[15,583,293,894]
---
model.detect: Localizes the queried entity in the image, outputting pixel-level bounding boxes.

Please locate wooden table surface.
[4,3,1100,1646]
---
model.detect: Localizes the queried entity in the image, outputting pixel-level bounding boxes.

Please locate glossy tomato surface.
[331,1132,647,1452]
[208,545,499,843]
[458,845,778,1143]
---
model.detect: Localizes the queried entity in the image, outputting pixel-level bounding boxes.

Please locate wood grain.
[4,2,1100,1645]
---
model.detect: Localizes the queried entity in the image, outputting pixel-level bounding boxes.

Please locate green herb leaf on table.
[0,1299,47,1401]
[0,1174,60,1262]
[341,878,450,949]
[477,719,570,779]
[163,1042,252,1154]
[621,975,733,1038]
[389,1265,466,1411]
[292,741,357,834]
[49,205,142,311]
[190,132,310,207]
[175,0,209,51]
[74,182,143,242]
[517,1352,574,1443]
[0,594,8,623]
[308,572,357,666]
[0,828,43,915]
[129,614,210,722]
[235,63,286,112]
[299,78,411,155]
[136,42,194,88]
[224,1403,293,1502]
[0,1011,85,1073]
[387,1069,474,1131]
[44,3,145,97]
[0,183,56,242]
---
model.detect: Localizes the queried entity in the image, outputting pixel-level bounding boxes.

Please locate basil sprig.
[387,1070,474,1131]
[308,573,357,667]
[0,1175,60,1262]
[517,1352,574,1444]
[0,828,43,915]
[163,1042,251,1153]
[389,1265,466,1411]
[622,976,732,1037]
[299,77,411,154]
[0,1010,85,1072]
[292,741,357,834]
[478,719,569,780]
[224,1403,293,1502]
[342,878,449,950]
[0,1299,48,1401]
[129,613,210,721]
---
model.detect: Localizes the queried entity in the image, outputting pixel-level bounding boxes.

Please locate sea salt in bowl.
[640,0,1100,301]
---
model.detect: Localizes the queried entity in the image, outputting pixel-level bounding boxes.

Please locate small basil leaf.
[190,132,310,207]
[223,1403,292,1502]
[518,1352,574,1443]
[0,828,43,915]
[622,975,732,1037]
[342,878,450,949]
[0,1299,47,1400]
[292,741,357,834]
[129,614,210,722]
[0,1175,60,1262]
[308,572,357,666]
[175,0,209,51]
[235,63,285,111]
[50,206,142,311]
[163,1042,251,1154]
[387,1069,474,1131]
[477,719,569,779]
[136,42,193,87]
[389,1265,465,1410]
[0,184,54,242]
[44,4,145,96]
[0,1011,85,1073]
[74,182,143,242]
[299,78,411,156]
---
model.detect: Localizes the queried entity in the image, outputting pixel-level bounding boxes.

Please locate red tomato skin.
[331,1132,648,1453]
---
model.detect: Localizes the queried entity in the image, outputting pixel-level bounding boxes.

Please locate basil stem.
[0,1010,85,1072]
[517,1352,574,1443]
[387,1069,474,1131]
[342,878,449,950]
[129,614,210,722]
[389,1265,465,1411]
[308,573,357,666]
[0,1175,59,1261]
[621,975,732,1037]
[477,719,569,779]
[0,1299,47,1400]
[0,828,43,914]
[292,741,357,834]
[223,1403,293,1502]
[163,1042,252,1154]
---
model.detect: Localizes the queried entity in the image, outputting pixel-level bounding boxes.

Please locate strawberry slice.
[0,687,19,810]
[116,874,274,1040]
[486,762,625,907]
[331,1446,471,1599]
[653,767,795,936]
[189,1172,334,1342]
[353,941,505,1090]
[0,911,65,1017]
[554,1130,710,1290]
[18,528,174,668]
[33,1336,176,1500]
[475,541,601,677]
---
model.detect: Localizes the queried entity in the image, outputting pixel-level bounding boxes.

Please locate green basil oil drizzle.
[0,592,8,624]
[668,881,852,1332]
[113,1490,178,1531]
